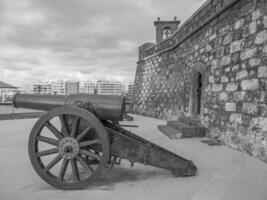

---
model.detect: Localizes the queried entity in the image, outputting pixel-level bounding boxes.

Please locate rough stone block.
[226,82,238,91]
[249,21,257,34]
[223,33,233,45]
[258,66,267,77]
[221,76,229,83]
[233,91,246,101]
[263,16,267,28]
[212,84,223,92]
[241,79,259,90]
[232,65,239,71]
[234,18,245,30]
[221,56,231,66]
[242,103,258,115]
[219,92,228,101]
[263,45,267,55]
[249,58,261,67]
[255,30,267,44]
[240,48,257,60]
[236,70,248,80]
[225,102,236,111]
[209,76,215,83]
[230,113,242,124]
[230,40,243,53]
[252,10,262,21]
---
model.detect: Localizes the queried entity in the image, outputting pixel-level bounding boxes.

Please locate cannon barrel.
[13,93,125,121]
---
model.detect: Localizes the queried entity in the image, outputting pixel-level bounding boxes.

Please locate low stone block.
[226,82,238,91]
[232,65,239,71]
[255,30,267,44]
[240,48,257,60]
[258,66,267,78]
[236,70,248,80]
[241,79,259,90]
[242,103,258,115]
[225,102,236,111]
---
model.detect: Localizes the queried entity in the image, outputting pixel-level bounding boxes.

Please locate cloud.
[0,0,206,87]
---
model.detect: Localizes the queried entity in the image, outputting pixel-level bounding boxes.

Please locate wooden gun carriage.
[13,93,197,189]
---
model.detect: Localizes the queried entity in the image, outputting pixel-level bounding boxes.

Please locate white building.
[51,80,65,95]
[32,82,51,94]
[127,82,135,102]
[0,81,18,102]
[97,80,124,96]
[81,82,95,94]
[65,81,79,95]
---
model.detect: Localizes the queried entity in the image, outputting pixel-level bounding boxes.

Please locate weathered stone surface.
[226,82,238,91]
[255,30,267,44]
[241,79,259,90]
[249,58,261,67]
[236,70,248,80]
[221,56,231,66]
[219,92,228,101]
[230,114,242,124]
[242,103,258,115]
[240,48,257,60]
[233,91,246,101]
[225,102,236,111]
[212,84,223,92]
[234,18,245,30]
[258,66,267,78]
[230,40,243,53]
[221,76,229,83]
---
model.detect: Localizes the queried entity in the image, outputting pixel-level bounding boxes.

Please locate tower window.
[162,27,172,39]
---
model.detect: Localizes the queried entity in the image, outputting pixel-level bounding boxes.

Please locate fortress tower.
[154,16,180,43]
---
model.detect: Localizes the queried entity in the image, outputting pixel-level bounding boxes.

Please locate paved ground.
[1,114,267,200]
[0,105,40,114]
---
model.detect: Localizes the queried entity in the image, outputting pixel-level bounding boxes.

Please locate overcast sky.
[0,0,206,87]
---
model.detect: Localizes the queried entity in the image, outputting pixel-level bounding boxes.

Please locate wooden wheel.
[28,106,110,189]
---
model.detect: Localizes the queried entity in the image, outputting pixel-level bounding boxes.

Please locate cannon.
[13,93,197,189]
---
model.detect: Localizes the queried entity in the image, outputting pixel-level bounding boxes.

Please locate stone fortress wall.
[133,0,267,162]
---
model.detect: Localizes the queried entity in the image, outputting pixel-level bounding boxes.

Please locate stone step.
[157,125,182,139]
[178,116,200,126]
[167,121,206,138]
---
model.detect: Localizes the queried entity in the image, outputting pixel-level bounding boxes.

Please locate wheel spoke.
[79,139,100,148]
[79,149,101,161]
[45,154,62,172]
[59,115,70,137]
[70,116,80,138]
[37,136,58,146]
[70,158,79,181]
[36,148,58,157]
[45,121,63,139]
[58,158,69,181]
[76,155,94,173]
[76,126,93,142]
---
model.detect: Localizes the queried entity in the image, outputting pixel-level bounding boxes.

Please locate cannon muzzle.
[13,93,125,121]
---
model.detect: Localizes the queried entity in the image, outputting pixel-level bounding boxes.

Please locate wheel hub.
[58,137,79,159]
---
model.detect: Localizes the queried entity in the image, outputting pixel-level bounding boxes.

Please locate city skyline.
[0,0,206,88]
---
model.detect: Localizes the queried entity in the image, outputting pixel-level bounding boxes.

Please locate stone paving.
[1,114,267,200]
